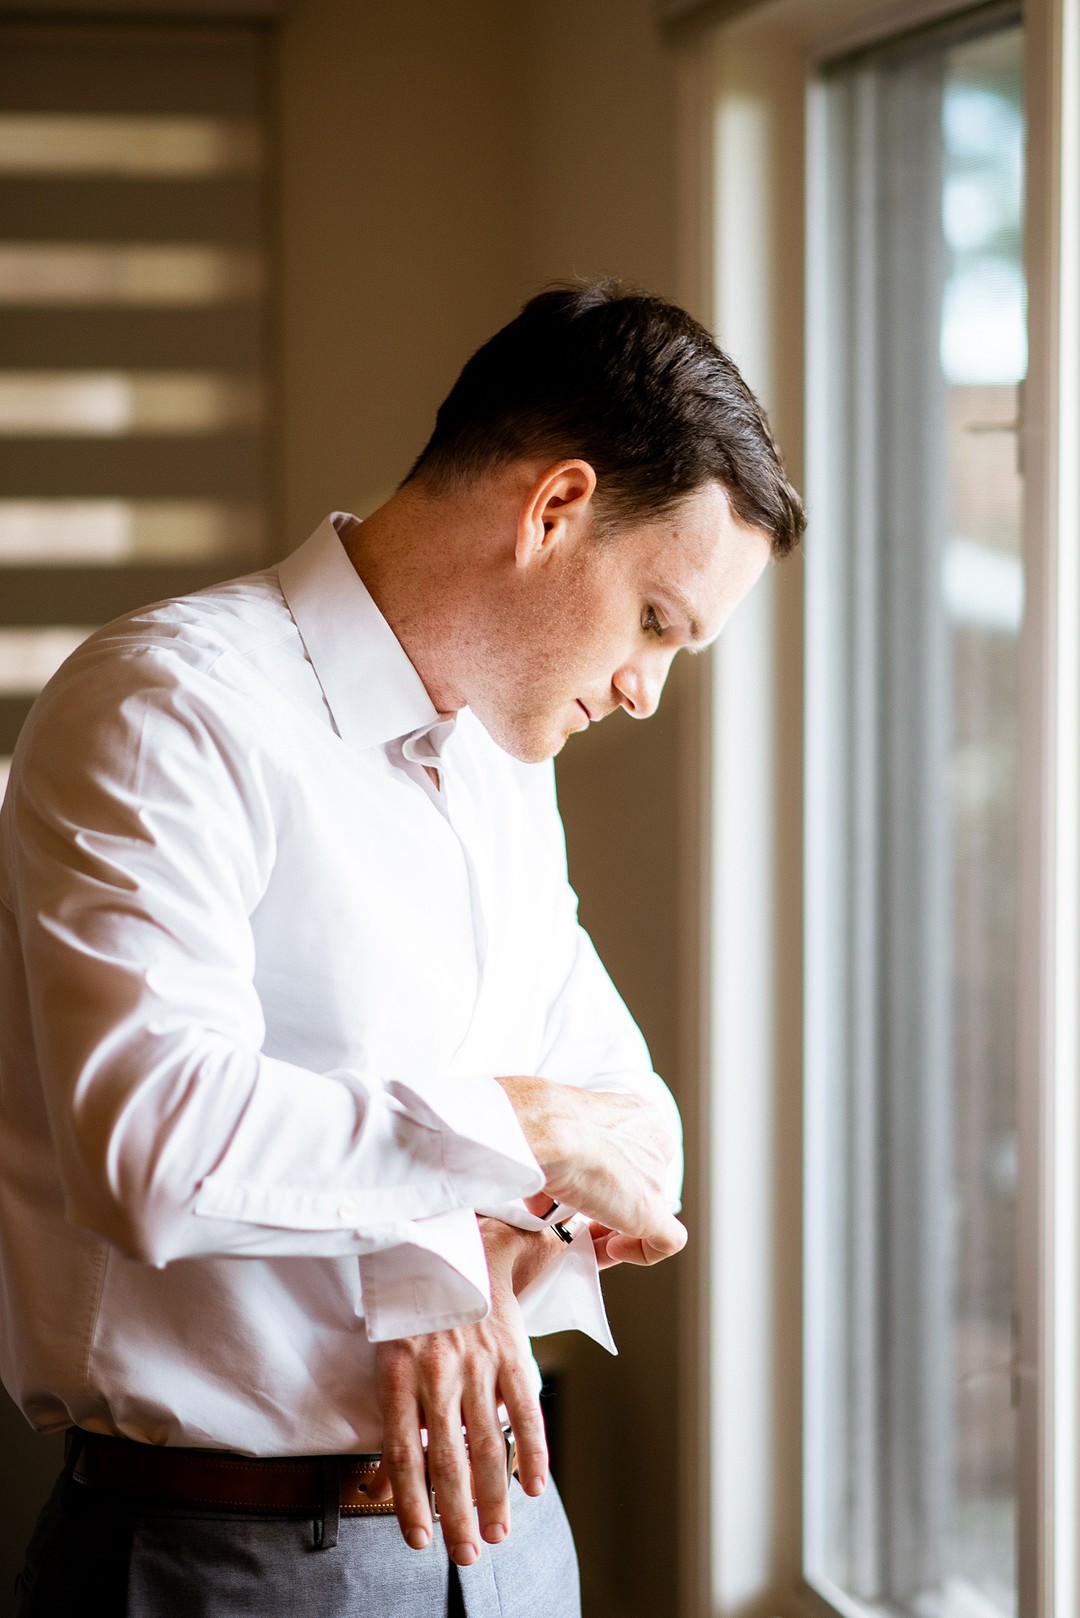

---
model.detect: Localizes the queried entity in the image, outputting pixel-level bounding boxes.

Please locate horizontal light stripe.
[0,373,261,435]
[0,245,261,305]
[0,500,261,565]
[0,627,93,695]
[0,115,261,176]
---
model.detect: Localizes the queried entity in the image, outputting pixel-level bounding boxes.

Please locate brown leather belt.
[70,1430,398,1517]
[70,1429,517,1520]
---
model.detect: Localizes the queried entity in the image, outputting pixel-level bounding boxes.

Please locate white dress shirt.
[0,514,680,1457]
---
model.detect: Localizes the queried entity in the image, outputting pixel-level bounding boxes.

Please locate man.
[0,281,804,1616]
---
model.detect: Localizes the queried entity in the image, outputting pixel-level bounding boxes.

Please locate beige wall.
[275,4,689,1614]
[275,0,522,537]
[0,5,695,1614]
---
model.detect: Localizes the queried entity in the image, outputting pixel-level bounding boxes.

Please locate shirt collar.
[277,512,448,753]
[400,715,457,780]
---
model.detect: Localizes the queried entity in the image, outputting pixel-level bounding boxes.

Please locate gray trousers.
[14,1463,581,1618]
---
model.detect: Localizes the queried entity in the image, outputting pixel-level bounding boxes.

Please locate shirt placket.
[437,760,491,1065]
[400,721,491,1064]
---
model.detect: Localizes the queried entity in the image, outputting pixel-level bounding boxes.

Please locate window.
[804,12,1024,1616]
[670,0,1080,1614]
[0,22,273,797]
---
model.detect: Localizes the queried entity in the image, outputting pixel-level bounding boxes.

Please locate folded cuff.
[357,1207,491,1341]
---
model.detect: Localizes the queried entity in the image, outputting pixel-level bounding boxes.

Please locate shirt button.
[337,1200,358,1223]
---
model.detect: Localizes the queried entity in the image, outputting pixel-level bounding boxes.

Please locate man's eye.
[642,605,664,638]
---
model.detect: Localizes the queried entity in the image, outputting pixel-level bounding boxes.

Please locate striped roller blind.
[0,21,272,787]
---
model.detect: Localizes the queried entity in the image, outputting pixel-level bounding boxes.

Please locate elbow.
[63,1175,187,1268]
[64,1036,254,1267]
[61,1112,199,1269]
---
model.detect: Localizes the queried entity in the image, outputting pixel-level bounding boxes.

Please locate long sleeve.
[5,640,542,1279]
[538,919,683,1208]
[487,756,683,1206]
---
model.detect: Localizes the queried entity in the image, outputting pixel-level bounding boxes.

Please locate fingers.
[376,1378,434,1552]
[634,1213,688,1261]
[374,1326,530,1569]
[590,1223,620,1269]
[462,1384,512,1546]
[458,1322,548,1547]
[426,1401,480,1566]
[592,1219,689,1267]
[499,1361,547,1500]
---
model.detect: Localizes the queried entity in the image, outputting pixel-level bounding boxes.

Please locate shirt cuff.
[515,1220,617,1355]
[385,1074,544,1194]
[357,1207,492,1341]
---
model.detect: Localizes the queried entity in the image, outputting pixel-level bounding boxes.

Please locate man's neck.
[340,482,509,718]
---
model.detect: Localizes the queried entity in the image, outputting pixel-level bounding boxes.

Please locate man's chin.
[500,733,566,765]
[474,709,566,765]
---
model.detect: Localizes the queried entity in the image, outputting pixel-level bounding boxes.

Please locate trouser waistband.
[67,1429,397,1518]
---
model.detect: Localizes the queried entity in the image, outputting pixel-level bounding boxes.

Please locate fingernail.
[405,1527,430,1551]
[453,1542,479,1566]
[525,1475,546,1496]
[483,1522,507,1544]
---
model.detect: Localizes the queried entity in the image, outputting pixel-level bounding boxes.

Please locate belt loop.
[63,1428,84,1475]
[315,1457,340,1551]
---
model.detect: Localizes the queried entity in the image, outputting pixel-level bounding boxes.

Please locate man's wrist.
[478,1216,561,1296]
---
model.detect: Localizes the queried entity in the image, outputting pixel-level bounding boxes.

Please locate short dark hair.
[404,279,805,557]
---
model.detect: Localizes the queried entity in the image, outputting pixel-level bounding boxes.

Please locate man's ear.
[515,460,598,568]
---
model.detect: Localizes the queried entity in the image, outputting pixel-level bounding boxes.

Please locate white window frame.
[670,2,1080,1615]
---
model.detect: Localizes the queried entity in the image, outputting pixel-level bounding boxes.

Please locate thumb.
[608,1218,688,1265]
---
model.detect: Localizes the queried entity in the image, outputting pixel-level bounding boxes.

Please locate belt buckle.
[427,1431,516,1523]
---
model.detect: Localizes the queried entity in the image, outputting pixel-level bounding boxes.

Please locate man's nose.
[612,655,670,720]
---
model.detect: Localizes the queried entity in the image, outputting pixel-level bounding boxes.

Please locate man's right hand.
[495,1075,687,1262]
